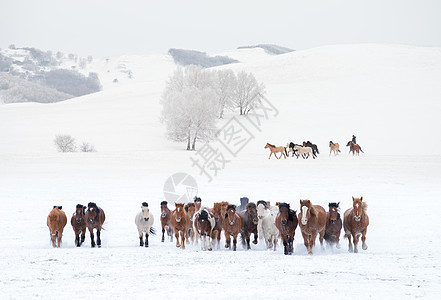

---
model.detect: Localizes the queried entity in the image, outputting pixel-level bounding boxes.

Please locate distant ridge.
[237,44,294,55]
[168,48,239,68]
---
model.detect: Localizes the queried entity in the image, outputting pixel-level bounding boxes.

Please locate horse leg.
[253,230,258,245]
[145,232,149,247]
[353,233,360,253]
[319,229,325,248]
[97,229,101,248]
[345,232,353,252]
[80,229,86,246]
[282,235,288,255]
[74,229,80,247]
[175,230,180,248]
[268,152,273,159]
[169,227,174,242]
[362,228,368,250]
[180,231,186,250]
[246,232,251,250]
[57,230,62,247]
[224,231,231,249]
[90,230,96,248]
[233,233,238,251]
[161,226,165,242]
[139,230,144,246]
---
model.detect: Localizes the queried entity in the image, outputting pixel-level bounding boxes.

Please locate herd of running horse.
[46,196,369,256]
[264,139,364,159]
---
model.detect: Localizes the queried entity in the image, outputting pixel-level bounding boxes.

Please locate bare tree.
[79,142,96,152]
[214,69,236,118]
[233,71,265,115]
[54,135,77,152]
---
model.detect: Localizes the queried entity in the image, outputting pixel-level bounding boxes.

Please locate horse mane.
[76,204,83,209]
[160,201,168,206]
[278,202,290,210]
[256,200,267,208]
[88,202,100,215]
[198,209,209,221]
[268,143,276,147]
[310,206,318,216]
[279,203,296,221]
[227,204,236,211]
[362,202,368,212]
[194,196,202,202]
[329,202,339,208]
[53,205,62,210]
[142,202,148,207]
[246,202,257,210]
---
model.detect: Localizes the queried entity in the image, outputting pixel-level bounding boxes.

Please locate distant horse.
[85,202,106,248]
[304,141,319,156]
[324,202,342,249]
[329,141,341,156]
[170,203,190,249]
[346,141,364,156]
[222,204,242,251]
[194,196,202,212]
[193,208,216,251]
[135,202,156,247]
[185,203,196,244]
[239,202,259,250]
[286,142,302,158]
[160,201,173,242]
[298,200,326,255]
[343,197,369,253]
[275,203,298,255]
[71,204,86,247]
[293,145,315,159]
[264,143,287,159]
[211,201,229,249]
[256,200,279,251]
[47,206,67,248]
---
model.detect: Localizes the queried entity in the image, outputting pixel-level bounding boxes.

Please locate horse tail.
[359,146,364,153]
[338,149,341,152]
[315,146,319,154]
[149,227,157,235]
[284,147,288,157]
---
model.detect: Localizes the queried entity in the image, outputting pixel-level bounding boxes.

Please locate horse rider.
[352,135,356,144]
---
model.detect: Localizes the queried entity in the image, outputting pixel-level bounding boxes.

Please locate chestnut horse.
[324,202,342,249]
[222,205,242,251]
[329,141,340,156]
[71,204,86,247]
[343,197,369,253]
[193,208,216,251]
[346,141,364,156]
[160,201,173,242]
[264,143,287,159]
[47,206,67,248]
[275,203,298,255]
[185,203,196,244]
[211,201,229,249]
[239,202,259,250]
[298,200,326,255]
[85,202,106,248]
[170,203,189,249]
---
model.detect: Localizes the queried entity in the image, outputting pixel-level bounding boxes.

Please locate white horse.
[193,207,216,251]
[256,201,279,251]
[135,202,155,247]
[293,145,315,159]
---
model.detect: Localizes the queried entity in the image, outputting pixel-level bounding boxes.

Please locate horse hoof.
[362,244,368,250]
[145,244,149,248]
[336,243,341,249]
[253,240,257,245]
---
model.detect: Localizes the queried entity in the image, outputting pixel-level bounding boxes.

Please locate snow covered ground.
[1,44,441,299]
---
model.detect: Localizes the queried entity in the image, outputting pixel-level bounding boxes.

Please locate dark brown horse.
[222,204,242,251]
[170,203,189,249]
[346,141,364,156]
[47,206,67,248]
[239,202,259,250]
[298,200,326,255]
[185,203,196,244]
[343,197,369,253]
[324,202,342,249]
[160,201,173,242]
[85,202,106,248]
[211,201,229,249]
[275,203,298,255]
[194,208,215,251]
[71,204,86,247]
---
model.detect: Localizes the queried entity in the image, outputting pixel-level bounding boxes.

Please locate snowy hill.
[1,44,441,299]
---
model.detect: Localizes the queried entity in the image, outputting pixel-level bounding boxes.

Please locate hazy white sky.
[1,0,440,56]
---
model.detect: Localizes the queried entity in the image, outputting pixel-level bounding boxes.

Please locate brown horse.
[324,202,342,249]
[193,208,215,251]
[211,201,229,249]
[185,203,196,244]
[170,203,190,249]
[239,202,259,250]
[298,200,326,255]
[222,204,242,251]
[194,196,202,212]
[346,141,364,156]
[275,203,298,255]
[160,201,173,242]
[264,143,287,159]
[47,206,67,248]
[329,141,341,156]
[85,202,106,248]
[343,197,369,253]
[71,204,86,247]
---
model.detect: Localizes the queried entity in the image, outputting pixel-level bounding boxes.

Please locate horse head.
[352,197,365,222]
[160,201,169,218]
[87,202,99,224]
[256,200,268,220]
[174,203,185,222]
[194,197,202,211]
[225,204,237,225]
[186,203,196,221]
[328,202,340,224]
[141,202,150,222]
[278,203,291,225]
[300,200,313,225]
[346,141,353,147]
[74,204,85,225]
[246,203,258,225]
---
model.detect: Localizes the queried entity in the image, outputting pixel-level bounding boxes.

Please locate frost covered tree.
[54,135,77,152]
[214,69,236,118]
[161,66,217,150]
[233,71,265,115]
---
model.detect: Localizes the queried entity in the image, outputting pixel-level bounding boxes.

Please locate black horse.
[304,141,319,157]
[287,142,303,158]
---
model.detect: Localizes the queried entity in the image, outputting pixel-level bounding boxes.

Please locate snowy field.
[1,44,441,299]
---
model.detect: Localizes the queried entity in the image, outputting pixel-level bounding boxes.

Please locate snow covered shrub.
[54,135,77,152]
[79,142,96,152]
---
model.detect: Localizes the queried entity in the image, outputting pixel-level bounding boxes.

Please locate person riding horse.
[352,135,356,144]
